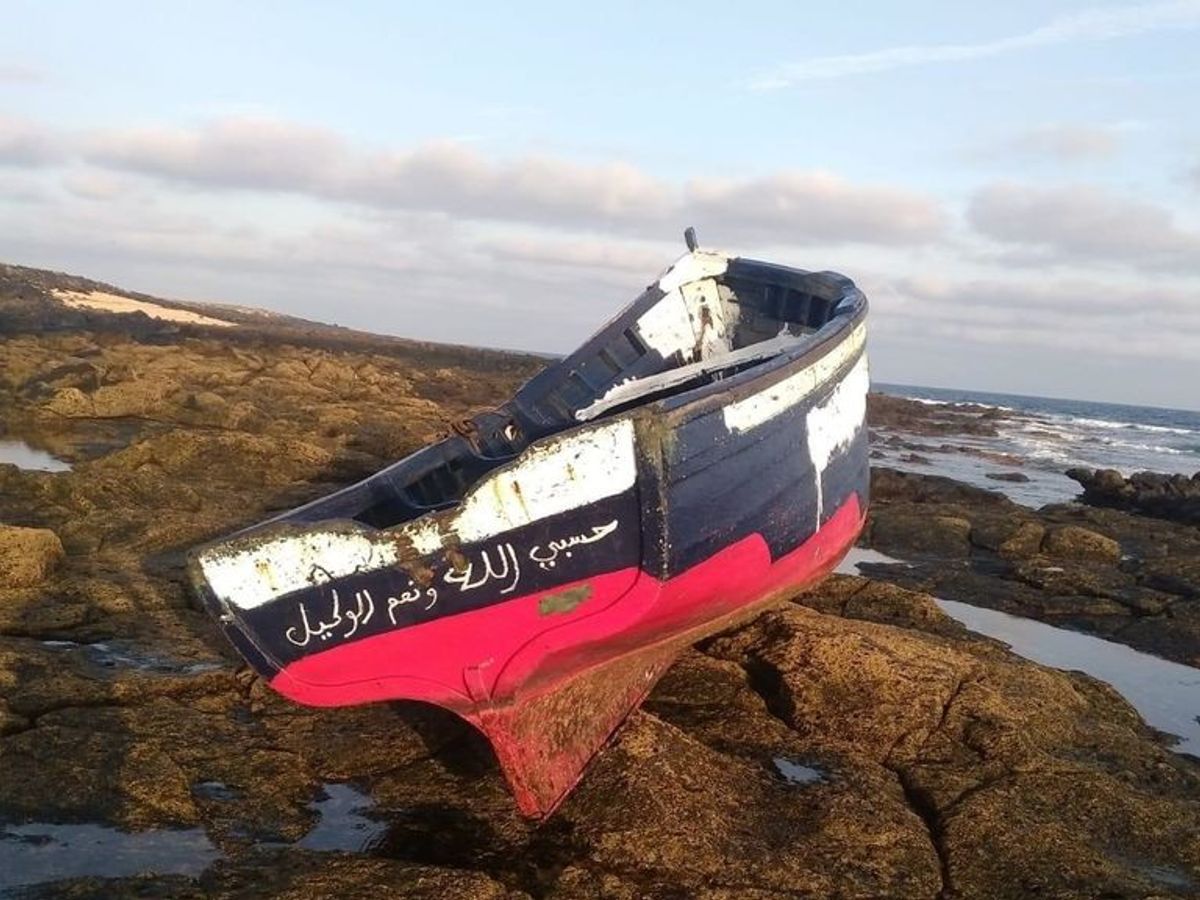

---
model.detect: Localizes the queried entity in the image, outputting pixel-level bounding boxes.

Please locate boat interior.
[277,253,861,531]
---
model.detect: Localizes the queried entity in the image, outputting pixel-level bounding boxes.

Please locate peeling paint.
[656,250,730,293]
[454,419,636,542]
[200,529,397,611]
[198,419,637,612]
[721,324,867,434]
[806,353,870,525]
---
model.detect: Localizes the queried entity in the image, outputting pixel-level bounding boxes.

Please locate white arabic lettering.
[387,580,438,624]
[529,519,619,570]
[340,589,375,639]
[443,543,522,594]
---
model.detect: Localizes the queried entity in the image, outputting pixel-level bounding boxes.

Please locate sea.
[872,383,1200,508]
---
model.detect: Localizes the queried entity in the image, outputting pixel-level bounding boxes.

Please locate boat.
[188,230,870,818]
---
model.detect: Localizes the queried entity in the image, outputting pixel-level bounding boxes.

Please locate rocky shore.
[862,467,1200,667]
[3,267,1200,898]
[1068,467,1200,528]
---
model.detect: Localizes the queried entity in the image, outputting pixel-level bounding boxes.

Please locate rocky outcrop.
[1041,524,1122,562]
[863,467,1200,666]
[1069,467,1200,527]
[4,269,1200,898]
[867,392,1008,437]
[0,525,64,588]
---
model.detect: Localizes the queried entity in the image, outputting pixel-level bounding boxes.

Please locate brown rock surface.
[0,525,64,588]
[1041,524,1122,562]
[3,265,1200,898]
[863,466,1200,666]
[1069,466,1200,527]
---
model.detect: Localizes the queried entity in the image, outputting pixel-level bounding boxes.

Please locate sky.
[1,1,1198,409]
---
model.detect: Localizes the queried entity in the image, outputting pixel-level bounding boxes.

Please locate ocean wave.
[1061,415,1197,436]
[1089,436,1188,455]
[901,395,1016,413]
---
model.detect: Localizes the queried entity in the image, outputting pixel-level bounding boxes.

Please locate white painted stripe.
[721,323,867,434]
[454,418,637,542]
[199,529,400,612]
[806,352,870,526]
[198,419,638,611]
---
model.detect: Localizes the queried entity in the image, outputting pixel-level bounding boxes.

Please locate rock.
[871,511,972,558]
[997,521,1046,558]
[985,470,1030,483]
[870,467,1012,508]
[794,573,970,638]
[206,855,523,899]
[865,469,1200,666]
[1042,525,1122,563]
[0,524,64,587]
[867,393,1005,437]
[703,605,1200,900]
[1069,466,1200,527]
[969,519,1045,559]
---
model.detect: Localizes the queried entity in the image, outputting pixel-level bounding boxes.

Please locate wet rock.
[870,467,1011,508]
[0,524,64,587]
[985,470,1030,483]
[1068,466,1200,527]
[867,393,1006,437]
[705,604,1200,900]
[871,511,972,558]
[1042,524,1122,563]
[969,519,1045,559]
[864,468,1200,665]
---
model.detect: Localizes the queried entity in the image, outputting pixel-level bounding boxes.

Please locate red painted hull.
[270,494,865,817]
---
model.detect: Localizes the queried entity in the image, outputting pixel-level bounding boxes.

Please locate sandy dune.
[52,289,235,327]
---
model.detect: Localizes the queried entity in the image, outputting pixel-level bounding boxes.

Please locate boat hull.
[273,494,863,816]
[189,253,871,818]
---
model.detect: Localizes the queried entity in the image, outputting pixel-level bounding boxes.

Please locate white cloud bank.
[68,116,947,246]
[968,181,1200,274]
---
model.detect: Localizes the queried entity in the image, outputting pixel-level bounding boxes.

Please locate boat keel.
[466,646,679,819]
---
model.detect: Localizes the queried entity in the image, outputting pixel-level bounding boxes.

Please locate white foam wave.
[1062,415,1197,436]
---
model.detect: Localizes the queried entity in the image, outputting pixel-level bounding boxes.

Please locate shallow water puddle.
[773,758,826,785]
[937,598,1200,756]
[40,639,225,675]
[0,440,71,473]
[834,546,909,576]
[0,822,221,893]
[296,783,387,853]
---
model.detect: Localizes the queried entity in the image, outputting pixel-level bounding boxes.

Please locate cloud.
[0,63,45,85]
[0,117,61,167]
[875,272,1200,362]
[89,118,346,193]
[993,123,1123,162]
[685,171,945,245]
[751,1,1200,89]
[82,116,944,247]
[967,181,1200,273]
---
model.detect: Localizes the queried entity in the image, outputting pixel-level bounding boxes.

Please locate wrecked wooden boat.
[189,231,870,818]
